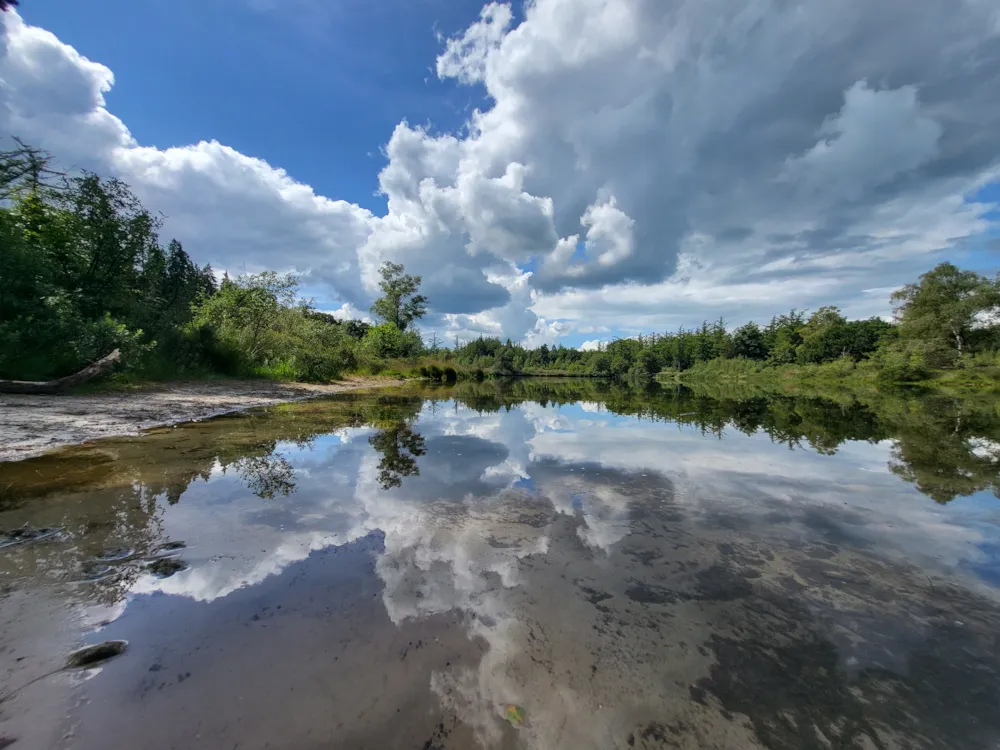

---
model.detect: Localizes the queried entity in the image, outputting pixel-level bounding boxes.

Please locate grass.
[669,357,1000,396]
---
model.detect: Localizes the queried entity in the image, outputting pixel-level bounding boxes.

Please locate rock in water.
[147,557,187,577]
[65,640,127,669]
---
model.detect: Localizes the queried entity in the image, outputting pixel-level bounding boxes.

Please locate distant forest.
[448,260,1000,385]
[2,140,999,387]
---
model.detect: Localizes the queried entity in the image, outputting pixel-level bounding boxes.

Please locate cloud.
[435,2,513,85]
[3,0,1000,342]
[322,302,373,324]
[783,81,942,200]
[579,339,604,352]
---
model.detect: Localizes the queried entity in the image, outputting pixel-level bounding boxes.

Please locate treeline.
[4,141,999,388]
[445,310,893,379]
[443,263,1000,385]
[0,142,219,380]
[0,142,423,383]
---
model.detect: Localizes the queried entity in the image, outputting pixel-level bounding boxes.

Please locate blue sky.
[2,1,999,349]
[19,0,491,211]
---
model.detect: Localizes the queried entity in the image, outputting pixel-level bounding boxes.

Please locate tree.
[796,306,848,363]
[344,319,370,340]
[891,262,1000,356]
[369,423,426,490]
[371,262,427,331]
[69,174,163,321]
[731,322,767,360]
[0,139,63,199]
[361,322,422,359]
[190,271,298,362]
[636,348,661,378]
[590,352,612,377]
[492,343,517,377]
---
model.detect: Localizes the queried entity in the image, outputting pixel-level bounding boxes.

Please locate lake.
[1,380,999,750]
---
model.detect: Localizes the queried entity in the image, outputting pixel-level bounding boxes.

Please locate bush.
[961,350,1000,369]
[151,324,242,377]
[0,299,146,380]
[873,342,931,383]
[823,355,856,376]
[443,366,458,383]
[361,323,423,359]
[293,348,344,382]
[685,357,766,380]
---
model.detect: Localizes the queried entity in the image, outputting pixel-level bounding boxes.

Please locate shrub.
[873,342,931,384]
[153,324,242,377]
[361,323,423,359]
[293,349,343,382]
[254,359,298,381]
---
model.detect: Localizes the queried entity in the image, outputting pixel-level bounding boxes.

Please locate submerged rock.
[78,563,116,582]
[154,540,187,553]
[146,557,187,578]
[65,640,127,669]
[0,525,63,550]
[95,547,135,562]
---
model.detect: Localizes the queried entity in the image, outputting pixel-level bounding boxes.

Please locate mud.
[0,376,400,462]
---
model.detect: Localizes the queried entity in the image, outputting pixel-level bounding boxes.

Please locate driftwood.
[0,349,120,395]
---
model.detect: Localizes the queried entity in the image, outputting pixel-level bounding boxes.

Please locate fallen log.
[0,349,121,395]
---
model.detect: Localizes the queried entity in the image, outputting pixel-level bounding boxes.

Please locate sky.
[2,0,999,349]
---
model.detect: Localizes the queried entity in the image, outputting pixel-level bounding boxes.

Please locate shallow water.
[1,380,999,750]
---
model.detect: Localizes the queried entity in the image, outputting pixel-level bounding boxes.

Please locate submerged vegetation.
[2,141,998,391]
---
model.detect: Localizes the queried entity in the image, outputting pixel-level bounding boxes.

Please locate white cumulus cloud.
[2,0,999,343]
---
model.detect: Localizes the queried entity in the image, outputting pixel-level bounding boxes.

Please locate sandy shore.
[0,376,401,462]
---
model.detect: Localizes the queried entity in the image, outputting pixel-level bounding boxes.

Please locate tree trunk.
[0,349,121,395]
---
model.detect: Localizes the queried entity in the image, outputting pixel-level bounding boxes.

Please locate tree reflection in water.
[369,423,427,490]
[233,453,297,500]
[427,378,1000,504]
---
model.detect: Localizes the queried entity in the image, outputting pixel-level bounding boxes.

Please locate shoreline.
[0,376,403,463]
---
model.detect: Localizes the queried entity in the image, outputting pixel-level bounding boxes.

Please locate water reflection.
[435,378,1000,504]
[370,423,427,490]
[0,381,999,750]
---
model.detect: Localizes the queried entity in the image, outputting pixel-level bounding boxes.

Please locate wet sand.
[0,376,400,462]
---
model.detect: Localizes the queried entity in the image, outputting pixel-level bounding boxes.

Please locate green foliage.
[361,323,423,360]
[371,261,428,331]
[3,142,997,391]
[795,308,885,363]
[491,345,517,377]
[871,339,957,383]
[0,153,204,380]
[190,271,298,363]
[731,322,767,360]
[685,357,768,380]
[0,140,368,385]
[892,262,1000,355]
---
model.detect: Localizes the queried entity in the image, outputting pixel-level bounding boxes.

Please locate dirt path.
[0,376,402,462]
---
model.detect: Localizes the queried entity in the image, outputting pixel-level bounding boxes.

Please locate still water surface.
[1,380,999,749]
